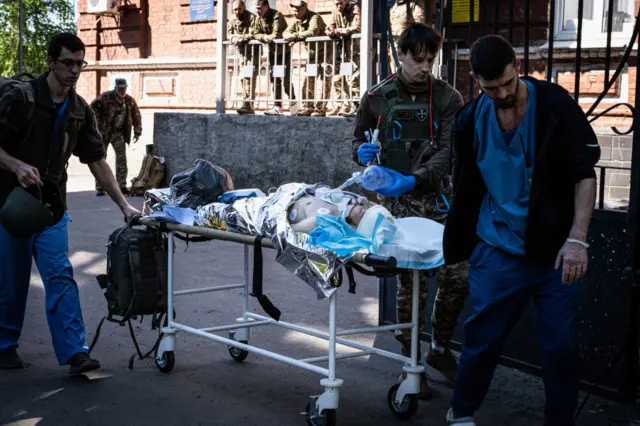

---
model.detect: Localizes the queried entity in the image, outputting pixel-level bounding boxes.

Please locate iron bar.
[574,0,584,101]
[599,167,606,210]
[604,0,614,85]
[445,0,454,84]
[468,0,475,101]
[546,0,555,81]
[508,0,514,42]
[481,1,487,35]
[523,0,530,76]
[625,28,640,401]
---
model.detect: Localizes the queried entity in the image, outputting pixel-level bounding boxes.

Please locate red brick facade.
[76,0,637,130]
[76,0,338,109]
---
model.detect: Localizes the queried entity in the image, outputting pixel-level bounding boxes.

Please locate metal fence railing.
[223,34,382,115]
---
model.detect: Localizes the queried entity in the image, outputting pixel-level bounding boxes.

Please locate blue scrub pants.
[0,210,89,365]
[452,241,579,426]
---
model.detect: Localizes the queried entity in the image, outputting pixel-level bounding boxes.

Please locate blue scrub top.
[474,80,537,256]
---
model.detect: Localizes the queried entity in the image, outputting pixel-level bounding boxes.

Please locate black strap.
[346,266,357,294]
[127,312,167,370]
[88,316,107,355]
[250,236,281,321]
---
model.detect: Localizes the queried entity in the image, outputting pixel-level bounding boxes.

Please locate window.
[555,0,635,46]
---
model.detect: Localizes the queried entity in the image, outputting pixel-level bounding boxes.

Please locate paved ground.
[1,134,638,425]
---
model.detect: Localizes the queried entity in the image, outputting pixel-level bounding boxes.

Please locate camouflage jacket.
[352,72,463,195]
[252,8,290,53]
[390,0,425,36]
[283,10,328,59]
[230,10,257,43]
[90,91,142,145]
[329,2,361,59]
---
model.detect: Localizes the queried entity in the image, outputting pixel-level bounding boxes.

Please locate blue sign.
[190,0,214,21]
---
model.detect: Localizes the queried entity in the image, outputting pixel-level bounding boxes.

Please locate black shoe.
[68,352,100,375]
[0,346,24,369]
[96,190,105,197]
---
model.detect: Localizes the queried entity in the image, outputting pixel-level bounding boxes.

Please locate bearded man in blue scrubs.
[442,35,600,426]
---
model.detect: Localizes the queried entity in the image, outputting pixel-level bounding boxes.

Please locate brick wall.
[76,0,338,106]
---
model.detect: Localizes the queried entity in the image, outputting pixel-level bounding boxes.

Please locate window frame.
[554,0,636,48]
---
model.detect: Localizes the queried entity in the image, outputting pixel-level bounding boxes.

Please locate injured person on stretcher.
[143,168,444,299]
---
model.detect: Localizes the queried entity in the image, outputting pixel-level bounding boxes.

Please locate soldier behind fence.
[352,23,468,398]
[283,0,333,117]
[252,0,297,115]
[388,0,432,73]
[230,0,259,114]
[91,78,142,196]
[326,0,361,117]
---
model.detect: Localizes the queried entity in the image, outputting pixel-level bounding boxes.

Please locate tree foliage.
[0,0,76,77]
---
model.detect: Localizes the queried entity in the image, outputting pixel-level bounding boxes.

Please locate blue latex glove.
[377,167,416,198]
[357,143,379,165]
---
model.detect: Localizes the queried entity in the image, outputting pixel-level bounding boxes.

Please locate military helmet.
[0,178,65,239]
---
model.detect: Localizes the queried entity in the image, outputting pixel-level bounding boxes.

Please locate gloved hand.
[357,143,379,165]
[377,167,416,198]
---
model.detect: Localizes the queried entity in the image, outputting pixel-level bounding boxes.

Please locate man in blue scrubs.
[0,33,140,374]
[443,35,600,426]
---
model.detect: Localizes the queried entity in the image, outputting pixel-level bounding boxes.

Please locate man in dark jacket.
[443,35,600,426]
[0,33,140,374]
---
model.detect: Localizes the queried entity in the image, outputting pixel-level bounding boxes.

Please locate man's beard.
[494,78,520,109]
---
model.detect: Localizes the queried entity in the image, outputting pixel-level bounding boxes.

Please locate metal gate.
[378,0,639,402]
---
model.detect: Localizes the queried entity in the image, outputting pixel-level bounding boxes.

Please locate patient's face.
[346,197,375,226]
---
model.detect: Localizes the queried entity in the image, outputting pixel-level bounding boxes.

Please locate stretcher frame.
[139,218,425,424]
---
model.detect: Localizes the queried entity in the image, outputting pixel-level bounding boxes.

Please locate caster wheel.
[155,351,175,374]
[305,400,337,426]
[228,331,249,362]
[387,382,418,419]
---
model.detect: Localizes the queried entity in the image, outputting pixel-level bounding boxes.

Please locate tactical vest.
[374,78,450,174]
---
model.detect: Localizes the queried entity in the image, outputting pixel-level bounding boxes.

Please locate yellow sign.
[452,0,480,23]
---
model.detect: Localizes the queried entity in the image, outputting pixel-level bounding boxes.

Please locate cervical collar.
[356,205,394,239]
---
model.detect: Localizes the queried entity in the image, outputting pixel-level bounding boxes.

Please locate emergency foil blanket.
[142,184,360,299]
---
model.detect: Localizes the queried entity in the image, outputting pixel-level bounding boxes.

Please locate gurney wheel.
[387,383,418,419]
[305,400,337,426]
[155,351,175,374]
[228,345,249,362]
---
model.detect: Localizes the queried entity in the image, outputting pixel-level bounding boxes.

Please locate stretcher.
[138,217,428,425]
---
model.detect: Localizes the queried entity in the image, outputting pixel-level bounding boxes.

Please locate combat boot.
[295,109,313,116]
[0,346,24,369]
[326,106,342,116]
[426,345,458,387]
[338,104,355,117]
[236,104,255,115]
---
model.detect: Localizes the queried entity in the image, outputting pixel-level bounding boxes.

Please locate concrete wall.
[153,114,358,191]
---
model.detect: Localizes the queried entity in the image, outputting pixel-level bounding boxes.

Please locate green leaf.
[0,0,77,76]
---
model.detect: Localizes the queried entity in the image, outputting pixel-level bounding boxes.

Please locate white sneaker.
[446,408,476,425]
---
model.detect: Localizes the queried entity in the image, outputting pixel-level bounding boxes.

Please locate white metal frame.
[144,219,425,418]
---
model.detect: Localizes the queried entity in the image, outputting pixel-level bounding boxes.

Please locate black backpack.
[90,224,170,368]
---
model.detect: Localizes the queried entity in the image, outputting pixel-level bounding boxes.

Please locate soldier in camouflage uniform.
[91,78,142,196]
[252,0,296,115]
[388,0,435,73]
[326,0,361,117]
[230,0,259,114]
[283,0,332,117]
[352,23,468,398]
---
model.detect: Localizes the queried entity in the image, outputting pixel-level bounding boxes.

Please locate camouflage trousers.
[96,132,128,191]
[380,188,470,354]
